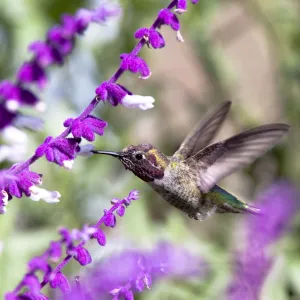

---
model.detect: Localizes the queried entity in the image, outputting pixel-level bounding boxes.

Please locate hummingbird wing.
[187,124,290,193]
[173,101,231,160]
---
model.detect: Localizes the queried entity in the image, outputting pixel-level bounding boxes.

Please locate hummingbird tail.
[206,185,262,216]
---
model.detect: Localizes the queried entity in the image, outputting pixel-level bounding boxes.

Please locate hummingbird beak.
[91,150,126,158]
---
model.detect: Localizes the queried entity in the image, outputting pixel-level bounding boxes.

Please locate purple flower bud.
[175,0,187,13]
[29,41,63,67]
[158,9,180,31]
[92,4,121,23]
[92,228,106,246]
[59,227,72,245]
[35,136,80,169]
[63,115,107,142]
[120,53,151,79]
[95,82,128,106]
[116,205,126,217]
[23,275,40,294]
[47,26,75,56]
[48,241,62,261]
[71,247,92,266]
[28,257,51,274]
[75,9,93,33]
[6,167,42,198]
[103,209,117,228]
[158,9,183,41]
[0,81,39,110]
[18,62,47,89]
[0,104,16,129]
[123,289,134,300]
[134,28,165,49]
[49,271,71,293]
[123,189,139,206]
[60,14,78,37]
[18,292,49,300]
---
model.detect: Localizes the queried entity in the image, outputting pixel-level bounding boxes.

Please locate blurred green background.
[0,0,300,299]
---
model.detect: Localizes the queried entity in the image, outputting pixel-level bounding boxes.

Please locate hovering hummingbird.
[92,102,290,221]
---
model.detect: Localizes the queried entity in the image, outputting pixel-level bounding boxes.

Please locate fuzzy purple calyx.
[120,53,151,79]
[158,9,180,31]
[17,62,47,89]
[71,246,92,266]
[63,115,107,142]
[35,136,80,169]
[49,271,71,293]
[134,28,165,49]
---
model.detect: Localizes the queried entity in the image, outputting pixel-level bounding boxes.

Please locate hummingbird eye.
[135,153,143,160]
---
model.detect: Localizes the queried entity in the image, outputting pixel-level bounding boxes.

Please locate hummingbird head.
[92,143,169,182]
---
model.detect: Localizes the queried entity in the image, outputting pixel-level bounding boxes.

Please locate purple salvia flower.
[71,247,92,266]
[35,136,80,169]
[18,61,47,89]
[96,82,155,110]
[28,257,51,274]
[0,81,39,111]
[19,292,49,300]
[227,183,299,300]
[103,209,117,228]
[5,166,42,198]
[120,53,151,79]
[175,0,199,14]
[22,275,41,294]
[49,272,71,293]
[134,28,165,49]
[0,104,16,129]
[48,241,63,262]
[116,204,126,217]
[63,116,107,142]
[158,9,183,41]
[92,228,106,246]
[64,242,207,299]
[29,41,63,67]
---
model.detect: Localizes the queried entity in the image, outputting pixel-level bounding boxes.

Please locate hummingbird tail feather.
[206,185,262,216]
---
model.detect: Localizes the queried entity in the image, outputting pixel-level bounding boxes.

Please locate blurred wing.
[188,124,290,193]
[174,101,231,160]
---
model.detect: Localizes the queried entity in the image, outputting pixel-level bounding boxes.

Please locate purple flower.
[28,257,51,274]
[0,81,39,110]
[48,241,63,262]
[227,183,299,300]
[5,166,42,198]
[49,272,71,293]
[63,116,107,142]
[18,62,47,89]
[64,242,207,299]
[35,136,80,169]
[103,209,117,228]
[158,9,183,41]
[95,82,155,110]
[120,53,151,79]
[70,247,92,266]
[134,28,165,49]
[92,228,106,246]
[175,0,199,14]
[29,41,63,67]
[0,104,16,129]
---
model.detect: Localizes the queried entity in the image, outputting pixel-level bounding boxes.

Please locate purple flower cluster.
[0,3,119,130]
[63,242,207,300]
[6,190,139,300]
[0,0,200,214]
[227,183,299,300]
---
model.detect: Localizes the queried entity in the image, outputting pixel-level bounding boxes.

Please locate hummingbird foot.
[189,206,217,221]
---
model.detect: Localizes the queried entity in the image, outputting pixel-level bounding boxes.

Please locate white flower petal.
[5,100,19,112]
[121,94,155,110]
[2,126,28,145]
[29,186,61,203]
[176,31,184,42]
[63,160,74,170]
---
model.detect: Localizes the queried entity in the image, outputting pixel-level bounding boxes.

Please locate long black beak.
[91,150,125,158]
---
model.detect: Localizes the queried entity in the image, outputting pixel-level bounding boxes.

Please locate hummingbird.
[92,101,290,221]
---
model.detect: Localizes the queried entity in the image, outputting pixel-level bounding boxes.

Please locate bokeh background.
[0,0,300,299]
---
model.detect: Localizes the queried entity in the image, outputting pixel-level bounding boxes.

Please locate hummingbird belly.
[149,163,204,216]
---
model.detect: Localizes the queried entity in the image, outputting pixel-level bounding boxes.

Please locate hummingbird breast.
[149,161,203,215]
